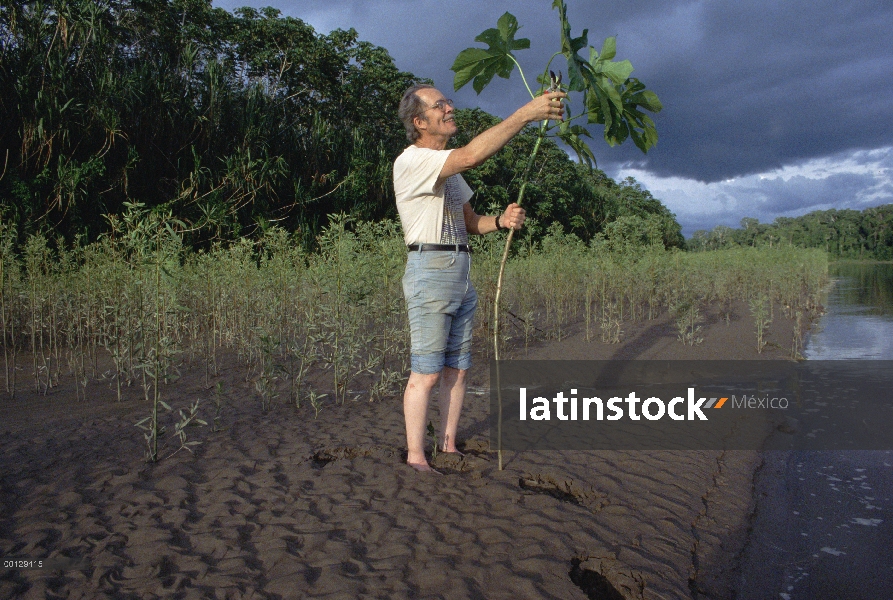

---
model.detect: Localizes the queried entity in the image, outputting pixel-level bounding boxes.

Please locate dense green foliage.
[688,205,893,260]
[1,0,418,245]
[0,0,682,251]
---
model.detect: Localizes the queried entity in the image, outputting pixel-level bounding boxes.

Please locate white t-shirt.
[393,146,474,245]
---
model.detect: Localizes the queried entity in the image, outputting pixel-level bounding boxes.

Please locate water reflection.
[826,262,893,316]
[805,263,893,360]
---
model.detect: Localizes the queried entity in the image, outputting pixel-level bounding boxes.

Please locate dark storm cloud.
[623,0,893,182]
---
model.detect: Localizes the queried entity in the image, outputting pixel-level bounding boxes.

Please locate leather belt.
[407,244,472,253]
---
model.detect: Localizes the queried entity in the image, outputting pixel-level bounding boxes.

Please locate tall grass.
[0,212,828,456]
[473,227,828,356]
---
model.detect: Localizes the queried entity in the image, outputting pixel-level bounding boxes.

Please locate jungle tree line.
[0,0,682,250]
[688,205,893,260]
[1,0,418,245]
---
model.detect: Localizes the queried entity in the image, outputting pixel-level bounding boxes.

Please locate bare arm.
[439,91,566,186]
[464,202,526,236]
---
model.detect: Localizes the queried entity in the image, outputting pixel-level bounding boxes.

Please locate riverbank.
[0,300,804,599]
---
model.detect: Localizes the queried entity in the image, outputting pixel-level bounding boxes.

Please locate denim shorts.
[402,250,478,374]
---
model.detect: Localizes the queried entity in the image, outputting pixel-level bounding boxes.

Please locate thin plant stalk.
[493,120,548,470]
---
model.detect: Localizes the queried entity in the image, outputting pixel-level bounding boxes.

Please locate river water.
[804,263,893,360]
[739,263,893,599]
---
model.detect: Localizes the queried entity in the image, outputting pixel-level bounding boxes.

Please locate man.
[393,83,565,472]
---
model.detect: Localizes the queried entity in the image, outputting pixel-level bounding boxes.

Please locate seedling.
[749,293,772,353]
[165,400,208,460]
[308,389,327,419]
[426,421,438,461]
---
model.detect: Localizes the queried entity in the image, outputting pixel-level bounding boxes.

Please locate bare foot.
[407,461,442,474]
[442,448,465,457]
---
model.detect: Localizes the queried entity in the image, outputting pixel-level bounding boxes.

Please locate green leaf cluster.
[552,0,662,152]
[450,1,663,161]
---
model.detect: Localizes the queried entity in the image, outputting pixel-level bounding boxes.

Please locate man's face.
[414,88,457,140]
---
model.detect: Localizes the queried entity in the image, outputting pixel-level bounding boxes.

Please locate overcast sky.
[213,0,893,235]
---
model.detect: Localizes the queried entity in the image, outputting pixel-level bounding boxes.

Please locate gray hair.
[398,84,435,143]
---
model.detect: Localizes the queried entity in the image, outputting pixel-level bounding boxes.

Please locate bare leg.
[438,367,467,453]
[404,370,440,471]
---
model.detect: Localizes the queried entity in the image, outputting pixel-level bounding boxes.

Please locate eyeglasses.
[424,98,454,112]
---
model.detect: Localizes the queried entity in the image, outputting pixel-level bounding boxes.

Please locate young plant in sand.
[426,421,439,462]
[452,2,661,468]
[128,205,187,462]
[23,233,51,393]
[308,389,327,419]
[212,381,227,432]
[87,237,131,401]
[286,320,319,409]
[313,214,363,403]
[584,281,595,342]
[255,330,282,412]
[165,400,208,460]
[791,309,805,360]
[672,297,704,346]
[749,292,772,354]
[600,300,623,344]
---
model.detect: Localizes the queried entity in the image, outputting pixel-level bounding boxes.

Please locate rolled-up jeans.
[402,249,478,375]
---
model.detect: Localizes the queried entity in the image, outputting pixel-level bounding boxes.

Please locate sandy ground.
[0,301,806,599]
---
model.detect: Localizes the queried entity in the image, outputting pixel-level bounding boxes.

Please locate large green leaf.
[599,59,634,84]
[588,38,633,84]
[600,77,624,114]
[586,78,617,128]
[450,12,530,93]
[628,89,663,113]
[620,79,661,152]
[599,37,617,62]
[452,48,497,91]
